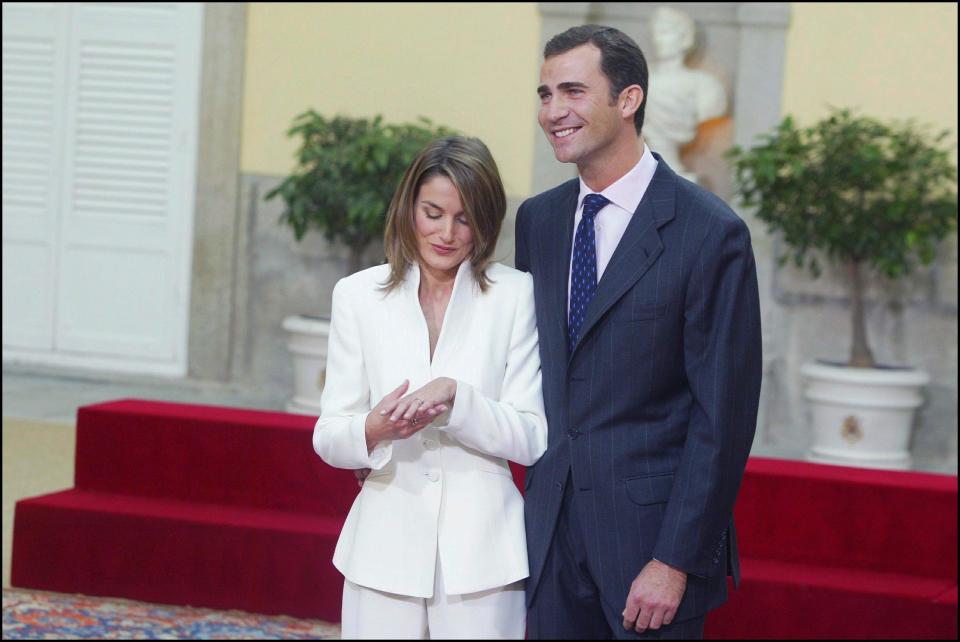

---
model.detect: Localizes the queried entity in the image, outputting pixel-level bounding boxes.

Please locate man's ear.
[621,85,644,119]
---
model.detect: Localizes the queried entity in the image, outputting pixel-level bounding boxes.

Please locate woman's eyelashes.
[424,208,469,226]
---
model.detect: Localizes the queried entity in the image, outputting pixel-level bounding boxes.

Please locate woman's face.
[413,175,474,277]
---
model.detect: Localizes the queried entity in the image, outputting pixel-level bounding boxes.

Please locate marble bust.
[644,7,727,181]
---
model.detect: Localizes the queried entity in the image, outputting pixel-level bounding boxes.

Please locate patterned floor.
[2,588,341,639]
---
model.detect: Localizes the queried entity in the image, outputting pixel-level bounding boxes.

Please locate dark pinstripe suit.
[515,155,762,637]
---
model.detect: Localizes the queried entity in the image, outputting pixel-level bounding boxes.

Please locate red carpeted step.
[933,585,958,605]
[11,489,346,621]
[73,399,359,516]
[705,558,958,639]
[12,399,958,637]
[735,457,957,580]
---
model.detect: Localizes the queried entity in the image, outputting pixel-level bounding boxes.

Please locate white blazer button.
[426,471,440,482]
[423,439,439,450]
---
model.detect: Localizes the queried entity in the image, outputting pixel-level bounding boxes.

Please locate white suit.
[313,261,547,600]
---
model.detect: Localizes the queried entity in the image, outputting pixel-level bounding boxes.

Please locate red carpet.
[706,457,957,639]
[12,399,356,622]
[11,399,958,638]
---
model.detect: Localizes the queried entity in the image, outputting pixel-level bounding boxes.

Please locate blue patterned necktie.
[568,193,609,353]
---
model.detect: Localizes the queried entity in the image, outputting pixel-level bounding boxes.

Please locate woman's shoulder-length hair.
[380,136,506,294]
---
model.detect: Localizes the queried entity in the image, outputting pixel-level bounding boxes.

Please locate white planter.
[282,315,332,416]
[801,361,930,470]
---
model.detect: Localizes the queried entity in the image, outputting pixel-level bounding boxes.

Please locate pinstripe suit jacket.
[515,155,762,621]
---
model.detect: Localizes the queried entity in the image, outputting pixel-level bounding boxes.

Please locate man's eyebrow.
[538,81,589,95]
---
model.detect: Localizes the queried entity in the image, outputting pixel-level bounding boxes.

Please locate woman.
[313,136,547,639]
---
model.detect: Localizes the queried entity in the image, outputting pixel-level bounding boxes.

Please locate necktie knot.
[582,193,609,221]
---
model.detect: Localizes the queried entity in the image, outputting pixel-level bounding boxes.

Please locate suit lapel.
[429,260,475,368]
[570,161,677,360]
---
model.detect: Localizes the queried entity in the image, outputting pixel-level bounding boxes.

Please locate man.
[515,25,762,639]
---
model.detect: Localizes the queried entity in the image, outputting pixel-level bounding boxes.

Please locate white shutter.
[2,3,202,375]
[2,3,68,350]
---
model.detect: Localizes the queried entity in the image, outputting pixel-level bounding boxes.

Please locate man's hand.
[354,468,370,488]
[621,559,687,633]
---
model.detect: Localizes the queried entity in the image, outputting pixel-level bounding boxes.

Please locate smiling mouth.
[553,127,581,139]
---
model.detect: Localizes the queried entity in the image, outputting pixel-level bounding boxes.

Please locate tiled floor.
[2,367,288,423]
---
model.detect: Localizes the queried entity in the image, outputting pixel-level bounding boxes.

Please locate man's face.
[537,44,624,168]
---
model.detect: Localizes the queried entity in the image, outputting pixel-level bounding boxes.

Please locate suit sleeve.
[438,274,548,466]
[312,280,393,470]
[652,215,762,578]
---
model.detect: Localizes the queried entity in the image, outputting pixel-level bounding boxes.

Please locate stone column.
[187,4,247,382]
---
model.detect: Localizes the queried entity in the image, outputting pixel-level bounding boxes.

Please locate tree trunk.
[848,259,875,368]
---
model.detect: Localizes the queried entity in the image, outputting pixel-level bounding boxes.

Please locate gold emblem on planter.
[841,416,863,443]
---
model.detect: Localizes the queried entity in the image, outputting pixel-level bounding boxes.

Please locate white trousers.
[340,555,525,639]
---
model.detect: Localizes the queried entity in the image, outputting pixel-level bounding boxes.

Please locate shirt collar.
[577,143,658,215]
[406,258,474,296]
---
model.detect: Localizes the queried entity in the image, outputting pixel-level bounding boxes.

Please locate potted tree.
[728,108,957,469]
[266,111,454,414]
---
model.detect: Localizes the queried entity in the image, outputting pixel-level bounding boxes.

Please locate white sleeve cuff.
[436,379,470,433]
[349,412,393,469]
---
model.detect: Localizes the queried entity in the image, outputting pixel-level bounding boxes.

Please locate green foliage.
[727,108,957,280]
[266,111,457,254]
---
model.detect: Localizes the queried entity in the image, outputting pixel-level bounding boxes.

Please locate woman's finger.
[390,399,412,422]
[402,397,425,420]
[379,397,402,416]
[424,401,445,415]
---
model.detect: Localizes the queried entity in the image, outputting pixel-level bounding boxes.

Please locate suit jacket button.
[425,471,440,482]
[567,429,581,440]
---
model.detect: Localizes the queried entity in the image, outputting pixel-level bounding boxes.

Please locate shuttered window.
[2,2,202,376]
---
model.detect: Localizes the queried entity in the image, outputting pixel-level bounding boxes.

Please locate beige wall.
[783,3,958,160]
[241,3,958,197]
[241,2,541,197]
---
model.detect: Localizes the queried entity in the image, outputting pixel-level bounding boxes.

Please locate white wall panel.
[2,2,202,375]
[1,3,67,351]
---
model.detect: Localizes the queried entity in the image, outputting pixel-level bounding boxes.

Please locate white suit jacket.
[313,261,547,598]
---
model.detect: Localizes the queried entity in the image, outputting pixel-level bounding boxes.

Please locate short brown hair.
[381,136,506,293]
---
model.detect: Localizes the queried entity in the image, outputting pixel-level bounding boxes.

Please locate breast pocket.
[618,303,669,323]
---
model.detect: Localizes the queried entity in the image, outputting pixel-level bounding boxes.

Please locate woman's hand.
[364,380,417,452]
[363,378,456,453]
[390,377,456,424]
